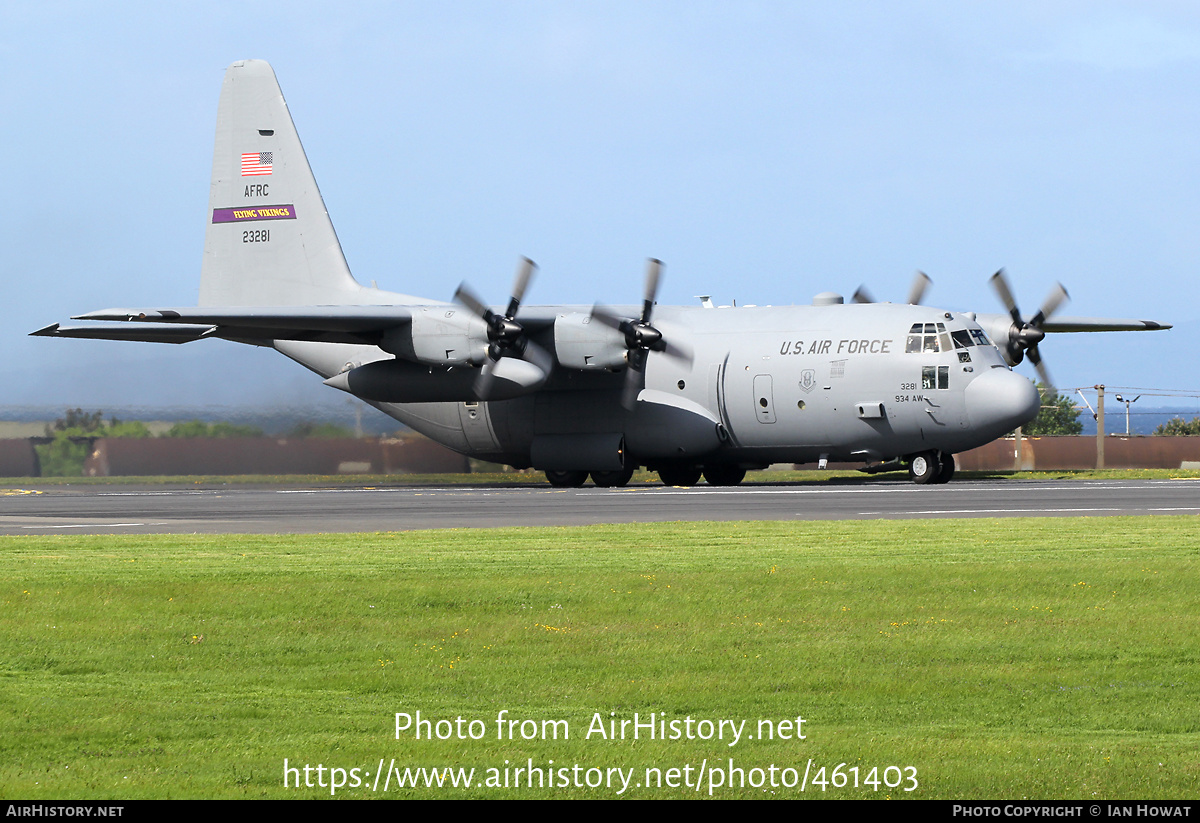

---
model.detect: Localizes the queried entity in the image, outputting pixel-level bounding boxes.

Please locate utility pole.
[1094,385,1105,469]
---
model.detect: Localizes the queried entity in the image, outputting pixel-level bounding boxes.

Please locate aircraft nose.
[965,368,1040,440]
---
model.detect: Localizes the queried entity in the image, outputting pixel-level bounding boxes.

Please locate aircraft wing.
[1037,316,1172,333]
[973,313,1172,333]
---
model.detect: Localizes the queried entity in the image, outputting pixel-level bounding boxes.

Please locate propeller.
[907,270,932,306]
[453,257,551,398]
[852,271,932,305]
[591,258,693,409]
[988,268,1069,394]
[850,285,875,305]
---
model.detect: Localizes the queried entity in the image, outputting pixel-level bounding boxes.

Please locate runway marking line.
[20,522,161,530]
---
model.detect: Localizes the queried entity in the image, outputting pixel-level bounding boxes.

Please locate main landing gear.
[655,464,747,487]
[591,467,635,488]
[908,451,955,485]
[657,466,701,487]
[702,465,746,486]
[543,468,636,487]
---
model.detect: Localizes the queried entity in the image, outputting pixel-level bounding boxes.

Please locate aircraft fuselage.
[278,300,1038,474]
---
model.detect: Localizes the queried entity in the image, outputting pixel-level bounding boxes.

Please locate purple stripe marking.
[212,204,297,223]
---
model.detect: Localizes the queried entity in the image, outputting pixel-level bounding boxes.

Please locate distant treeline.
[1154,417,1200,436]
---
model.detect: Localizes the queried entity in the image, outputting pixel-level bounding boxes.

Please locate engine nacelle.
[380,308,488,367]
[552,312,627,370]
[974,314,1024,366]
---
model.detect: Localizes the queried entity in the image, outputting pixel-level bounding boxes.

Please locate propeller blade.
[1029,282,1069,328]
[1035,361,1055,398]
[663,337,694,366]
[589,304,625,332]
[621,349,648,410]
[453,282,492,321]
[621,370,641,410]
[1026,346,1056,397]
[505,257,537,318]
[852,286,875,304]
[474,359,497,400]
[642,258,662,323]
[520,338,555,376]
[653,320,693,365]
[907,271,932,305]
[989,269,1023,326]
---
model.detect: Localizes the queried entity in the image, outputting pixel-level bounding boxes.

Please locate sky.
[3,1,1197,415]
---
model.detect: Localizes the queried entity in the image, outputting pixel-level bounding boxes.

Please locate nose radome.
[965,368,1040,439]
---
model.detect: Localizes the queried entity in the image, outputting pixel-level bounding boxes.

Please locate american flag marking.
[241,152,273,176]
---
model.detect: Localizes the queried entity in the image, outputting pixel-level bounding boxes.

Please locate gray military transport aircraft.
[35,60,1171,487]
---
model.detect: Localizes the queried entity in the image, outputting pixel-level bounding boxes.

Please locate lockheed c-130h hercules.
[34,60,1172,487]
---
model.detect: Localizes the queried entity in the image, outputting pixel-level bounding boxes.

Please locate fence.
[5,435,1200,478]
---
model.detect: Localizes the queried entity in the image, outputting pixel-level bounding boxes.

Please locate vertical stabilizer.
[199,60,363,306]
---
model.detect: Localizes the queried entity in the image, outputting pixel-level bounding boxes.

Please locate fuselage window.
[922,365,950,390]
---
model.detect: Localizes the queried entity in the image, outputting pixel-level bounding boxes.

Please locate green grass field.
[2,517,1197,798]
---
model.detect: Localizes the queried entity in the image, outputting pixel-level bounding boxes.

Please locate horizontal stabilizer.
[74,305,411,330]
[30,323,216,344]
[66,305,415,345]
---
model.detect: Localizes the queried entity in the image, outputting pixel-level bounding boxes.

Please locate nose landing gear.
[908,451,955,485]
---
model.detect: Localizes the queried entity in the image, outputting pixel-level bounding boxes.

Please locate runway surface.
[1,477,1198,534]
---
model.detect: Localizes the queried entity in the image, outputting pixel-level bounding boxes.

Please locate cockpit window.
[939,327,994,351]
[907,323,948,353]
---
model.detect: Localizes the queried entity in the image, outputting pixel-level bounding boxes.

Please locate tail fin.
[199,60,363,307]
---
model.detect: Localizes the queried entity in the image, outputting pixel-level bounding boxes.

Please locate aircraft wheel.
[934,452,956,484]
[703,465,746,486]
[658,467,702,487]
[908,451,941,485]
[591,467,634,488]
[545,470,588,488]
